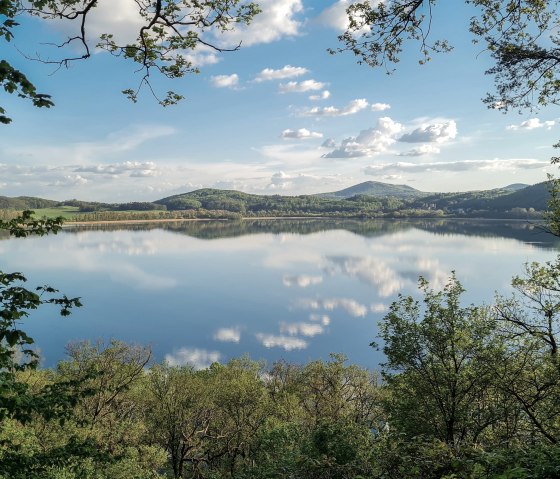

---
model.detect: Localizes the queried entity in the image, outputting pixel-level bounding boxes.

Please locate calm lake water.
[2,219,559,369]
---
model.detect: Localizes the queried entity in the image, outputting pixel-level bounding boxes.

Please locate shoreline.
[63,216,538,227]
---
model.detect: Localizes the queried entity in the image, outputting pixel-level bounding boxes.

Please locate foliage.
[0,211,87,477]
[334,0,560,112]
[1,0,260,122]
[376,274,501,446]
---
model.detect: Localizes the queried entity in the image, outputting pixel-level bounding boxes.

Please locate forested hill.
[0,196,58,210]
[0,181,549,220]
[320,180,424,199]
[408,182,548,213]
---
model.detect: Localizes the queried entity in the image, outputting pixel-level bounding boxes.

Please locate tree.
[334,0,560,112]
[0,212,88,478]
[1,0,260,123]
[494,258,560,444]
[376,274,503,447]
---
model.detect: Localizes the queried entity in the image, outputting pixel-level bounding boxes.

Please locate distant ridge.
[319,181,425,199]
[0,196,58,210]
[502,183,530,192]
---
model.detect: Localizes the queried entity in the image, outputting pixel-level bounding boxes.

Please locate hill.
[319,181,425,199]
[503,183,530,192]
[409,182,548,214]
[0,196,59,210]
[0,181,549,221]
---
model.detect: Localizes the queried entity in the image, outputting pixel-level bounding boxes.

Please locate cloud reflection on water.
[165,347,222,370]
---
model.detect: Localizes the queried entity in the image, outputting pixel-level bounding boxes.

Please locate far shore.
[62,216,534,227]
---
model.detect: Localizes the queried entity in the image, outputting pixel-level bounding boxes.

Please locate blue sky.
[1,0,558,202]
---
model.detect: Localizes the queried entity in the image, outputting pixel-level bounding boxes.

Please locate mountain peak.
[320,181,423,199]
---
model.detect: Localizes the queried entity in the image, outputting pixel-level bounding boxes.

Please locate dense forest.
[0,181,549,222]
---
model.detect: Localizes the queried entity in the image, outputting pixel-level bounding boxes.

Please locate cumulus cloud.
[309,90,331,101]
[364,158,548,175]
[267,171,341,191]
[254,65,309,82]
[213,327,241,343]
[317,0,374,32]
[279,322,325,337]
[507,118,557,130]
[49,174,89,187]
[182,45,222,67]
[281,128,323,140]
[323,117,404,158]
[218,0,303,46]
[75,161,159,177]
[165,347,221,369]
[371,303,388,313]
[296,298,368,317]
[371,102,391,111]
[300,98,369,117]
[210,73,239,88]
[398,144,441,156]
[255,333,308,350]
[399,120,457,143]
[321,138,337,148]
[309,314,331,325]
[279,79,326,93]
[283,274,323,287]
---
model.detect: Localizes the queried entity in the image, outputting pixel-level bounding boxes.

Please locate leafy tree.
[334,0,560,112]
[0,211,86,477]
[1,0,260,123]
[376,273,502,447]
[494,258,560,444]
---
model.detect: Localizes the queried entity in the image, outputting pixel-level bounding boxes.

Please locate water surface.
[2,219,558,369]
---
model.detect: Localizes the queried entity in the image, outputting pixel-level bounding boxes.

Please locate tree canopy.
[0,0,259,123]
[335,0,560,112]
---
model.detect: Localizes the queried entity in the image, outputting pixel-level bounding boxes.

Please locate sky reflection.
[2,219,558,369]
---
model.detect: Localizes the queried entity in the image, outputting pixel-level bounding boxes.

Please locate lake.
[2,218,559,369]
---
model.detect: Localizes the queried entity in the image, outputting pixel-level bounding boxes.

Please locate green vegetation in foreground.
[0,181,550,222]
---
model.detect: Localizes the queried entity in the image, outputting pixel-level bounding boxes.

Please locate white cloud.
[165,347,222,369]
[255,333,308,350]
[398,144,441,156]
[309,314,331,325]
[371,303,388,313]
[267,171,342,191]
[210,73,239,88]
[371,102,391,111]
[182,45,222,67]
[75,161,159,177]
[316,0,374,32]
[309,90,331,101]
[213,327,241,343]
[217,0,304,47]
[53,0,145,46]
[300,98,369,117]
[323,117,404,158]
[283,274,323,287]
[507,118,557,130]
[254,65,309,82]
[279,79,326,93]
[49,174,89,187]
[364,158,548,175]
[296,297,368,317]
[321,138,337,148]
[279,322,325,337]
[281,128,323,140]
[399,120,457,143]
